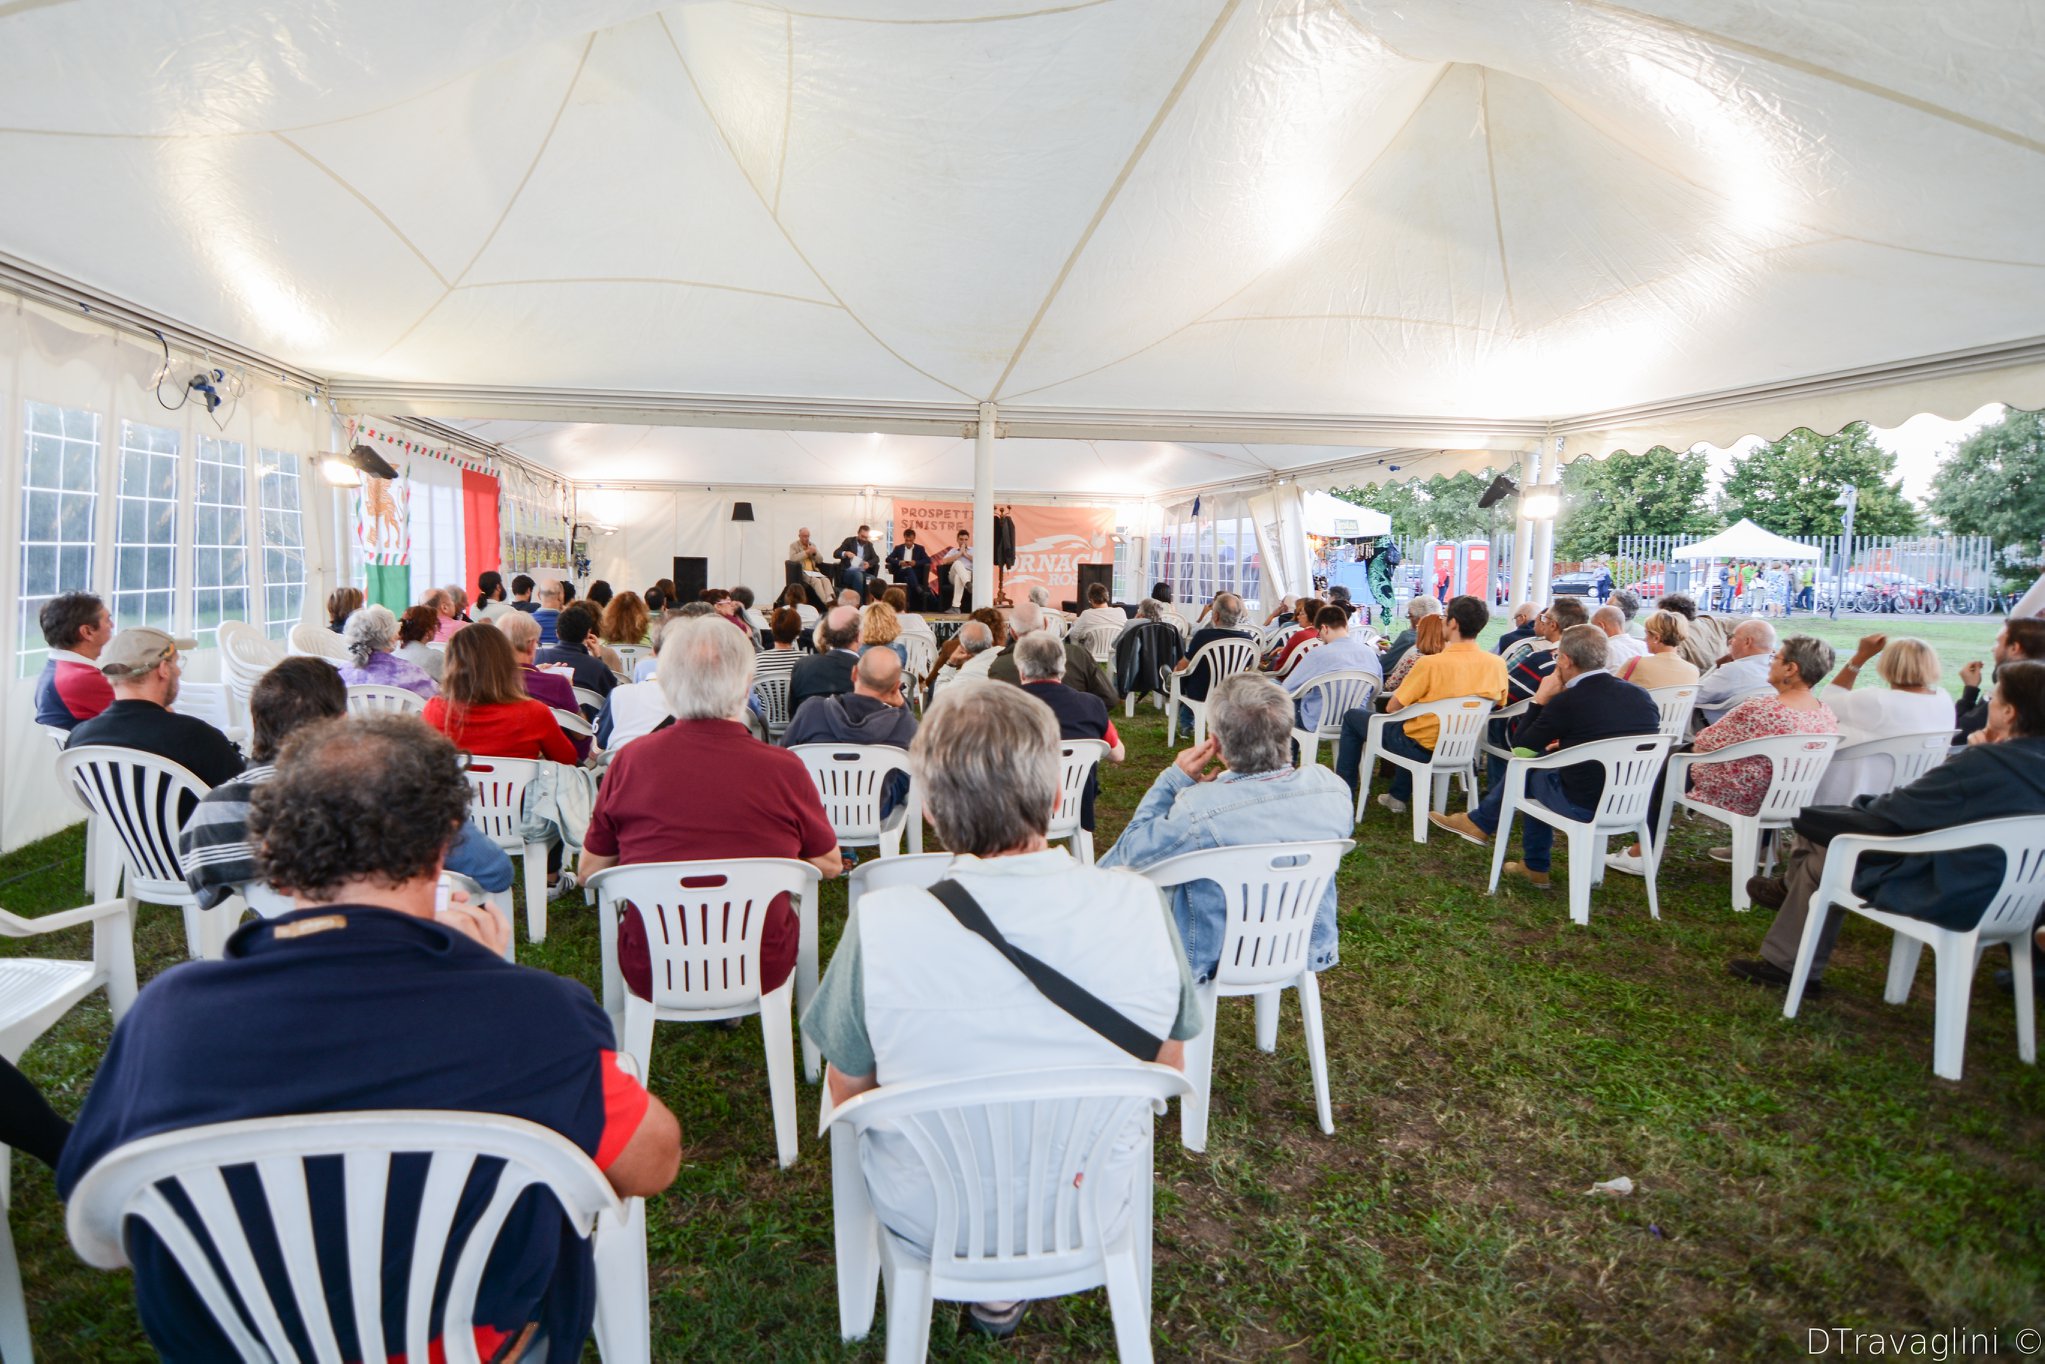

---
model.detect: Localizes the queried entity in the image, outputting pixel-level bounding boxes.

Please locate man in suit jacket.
[789,606,862,715]
[885,528,933,610]
[1012,632,1124,831]
[1429,624,1660,889]
[834,525,882,598]
[1730,659,2045,994]
[986,602,1121,709]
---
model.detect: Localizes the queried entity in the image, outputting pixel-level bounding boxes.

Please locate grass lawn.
[1742,613,2005,703]
[5,650,2041,1359]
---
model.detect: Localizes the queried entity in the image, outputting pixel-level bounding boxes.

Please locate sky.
[1696,403,2001,505]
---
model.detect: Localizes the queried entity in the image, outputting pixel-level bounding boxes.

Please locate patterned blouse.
[1687,693,1838,815]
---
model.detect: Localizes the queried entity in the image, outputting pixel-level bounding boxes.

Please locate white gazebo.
[1674,520,1826,562]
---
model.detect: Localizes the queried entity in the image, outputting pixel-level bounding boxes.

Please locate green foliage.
[1928,408,2045,588]
[1554,445,1718,560]
[1719,422,1920,537]
[1332,470,1504,542]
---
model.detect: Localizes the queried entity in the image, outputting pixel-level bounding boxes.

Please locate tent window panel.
[18,401,102,676]
[191,436,249,647]
[258,450,306,640]
[112,421,181,636]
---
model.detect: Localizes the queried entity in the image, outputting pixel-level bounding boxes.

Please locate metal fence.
[1610,533,2003,615]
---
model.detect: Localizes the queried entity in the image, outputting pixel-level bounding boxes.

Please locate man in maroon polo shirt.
[580,615,842,1001]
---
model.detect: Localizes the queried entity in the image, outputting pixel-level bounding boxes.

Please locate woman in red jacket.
[422,622,579,765]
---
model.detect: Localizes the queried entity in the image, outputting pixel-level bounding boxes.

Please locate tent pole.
[1529,439,1555,603]
[973,403,996,612]
[1511,445,1537,609]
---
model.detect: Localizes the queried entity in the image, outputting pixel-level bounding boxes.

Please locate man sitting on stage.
[933,528,973,612]
[788,527,832,606]
[885,528,933,611]
[835,524,882,598]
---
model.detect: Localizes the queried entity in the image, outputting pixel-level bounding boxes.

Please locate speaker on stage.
[1077,563,1114,601]
[673,556,708,602]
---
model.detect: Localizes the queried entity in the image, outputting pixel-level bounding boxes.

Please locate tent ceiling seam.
[657,11,978,402]
[453,276,838,308]
[772,11,793,216]
[729,0,1118,26]
[1581,0,2045,157]
[1478,69,1520,335]
[270,132,451,289]
[987,0,1242,401]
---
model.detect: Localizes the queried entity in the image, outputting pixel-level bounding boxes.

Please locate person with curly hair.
[60,713,682,1363]
[336,603,436,699]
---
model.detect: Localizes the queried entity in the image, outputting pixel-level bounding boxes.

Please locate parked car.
[1551,570,1600,596]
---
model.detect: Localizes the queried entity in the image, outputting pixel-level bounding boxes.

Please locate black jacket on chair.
[1112,622,1185,702]
[1507,670,1661,809]
[788,649,859,716]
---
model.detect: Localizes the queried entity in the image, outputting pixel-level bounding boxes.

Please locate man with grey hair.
[1101,673,1353,978]
[1169,591,1255,717]
[1608,587,1643,634]
[1495,600,1541,655]
[951,619,1002,683]
[782,647,918,814]
[66,626,244,787]
[1593,604,1646,669]
[1014,630,1124,832]
[582,616,841,1009]
[1429,623,1660,887]
[1694,617,1778,723]
[988,601,1122,707]
[802,680,1200,1338]
[1383,594,1441,672]
[534,579,565,645]
[790,604,862,713]
[493,609,582,753]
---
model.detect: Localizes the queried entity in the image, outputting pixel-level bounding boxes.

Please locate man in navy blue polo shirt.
[59,713,680,1363]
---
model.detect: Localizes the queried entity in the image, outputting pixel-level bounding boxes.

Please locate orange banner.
[890,500,1116,606]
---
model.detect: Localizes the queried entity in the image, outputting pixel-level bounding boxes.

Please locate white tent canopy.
[2,0,2041,493]
[1299,491,1392,539]
[1674,519,1825,561]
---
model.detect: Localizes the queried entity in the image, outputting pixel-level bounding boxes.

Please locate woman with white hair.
[335,603,436,699]
[579,616,841,1010]
[1813,633,1951,803]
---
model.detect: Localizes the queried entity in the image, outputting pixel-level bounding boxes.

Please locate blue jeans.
[1335,709,1431,802]
[1468,769,1590,873]
[841,566,870,597]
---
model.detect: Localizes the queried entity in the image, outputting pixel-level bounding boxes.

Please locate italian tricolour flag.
[352,432,502,613]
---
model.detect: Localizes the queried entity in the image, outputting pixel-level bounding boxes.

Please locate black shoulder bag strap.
[927,878,1165,1062]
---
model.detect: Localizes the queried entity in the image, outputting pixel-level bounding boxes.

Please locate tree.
[1332,470,1504,542]
[1554,445,1717,560]
[1718,423,1920,537]
[1927,408,2045,569]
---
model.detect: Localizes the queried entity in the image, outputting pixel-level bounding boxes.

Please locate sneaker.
[1502,861,1551,890]
[1604,849,1646,877]
[1707,846,1735,864]
[965,1301,1027,1339]
[1728,958,1823,997]
[1428,811,1489,846]
[1746,875,1788,910]
[1376,793,1408,815]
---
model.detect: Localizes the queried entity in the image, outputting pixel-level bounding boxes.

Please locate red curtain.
[462,469,501,588]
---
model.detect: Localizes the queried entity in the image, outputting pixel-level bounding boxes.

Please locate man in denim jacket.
[1100,674,1353,980]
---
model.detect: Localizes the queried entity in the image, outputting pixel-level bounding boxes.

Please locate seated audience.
[494,611,585,753]
[473,570,514,622]
[755,607,805,690]
[443,584,472,624]
[60,713,680,1361]
[66,627,243,786]
[600,590,652,651]
[1617,609,1701,689]
[510,573,538,613]
[326,585,364,633]
[1593,605,1645,669]
[1505,598,1586,701]
[533,580,565,645]
[395,604,445,684]
[1283,604,1385,731]
[1382,595,1441,672]
[861,599,908,666]
[1694,618,1778,723]
[1814,635,1951,803]
[775,582,819,628]
[1103,673,1349,972]
[1117,594,1168,641]
[1607,634,1838,876]
[581,617,841,1004]
[1075,582,1125,632]
[1494,601,1540,655]
[938,620,1000,695]
[422,587,462,643]
[783,648,918,814]
[1609,588,1644,635]
[801,680,1199,1337]
[988,601,1122,707]
[34,590,114,730]
[537,602,619,705]
[180,657,510,909]
[1013,631,1124,830]
[1430,626,1660,888]
[1381,612,1444,693]
[1730,662,2045,993]
[586,579,614,611]
[1955,618,2044,741]
[595,636,674,753]
[1336,596,1505,809]
[1656,594,1725,674]
[422,623,578,765]
[337,603,437,699]
[1267,596,1324,671]
[884,586,930,638]
[790,605,862,713]
[1163,591,1252,718]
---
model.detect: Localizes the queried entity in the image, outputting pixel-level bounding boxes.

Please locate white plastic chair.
[288,620,349,661]
[66,1109,649,1364]
[572,685,607,715]
[1655,733,1839,911]
[1073,623,1120,670]
[1354,697,1495,843]
[1825,730,1954,800]
[789,745,921,857]
[1500,636,1552,672]
[42,725,106,899]
[551,707,596,740]
[238,874,513,960]
[753,675,793,739]
[822,1065,1191,1362]
[56,747,241,960]
[1136,840,1351,1152]
[1045,740,1109,863]
[463,756,553,943]
[584,859,820,1167]
[170,680,245,744]
[1288,670,1380,770]
[1477,696,1535,769]
[898,634,935,698]
[611,643,649,673]
[217,621,282,721]
[1785,815,2045,1081]
[1645,684,1700,742]
[1486,735,1674,925]
[1165,637,1261,747]
[1273,636,1321,681]
[345,683,426,716]
[1257,621,1296,653]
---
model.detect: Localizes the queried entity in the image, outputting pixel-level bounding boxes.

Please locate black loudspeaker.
[1076,563,1114,601]
[673,556,709,602]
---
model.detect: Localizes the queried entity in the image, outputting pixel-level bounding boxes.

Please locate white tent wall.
[576,485,878,601]
[0,298,333,852]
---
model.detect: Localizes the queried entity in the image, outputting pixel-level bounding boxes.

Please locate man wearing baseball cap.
[65,626,244,787]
